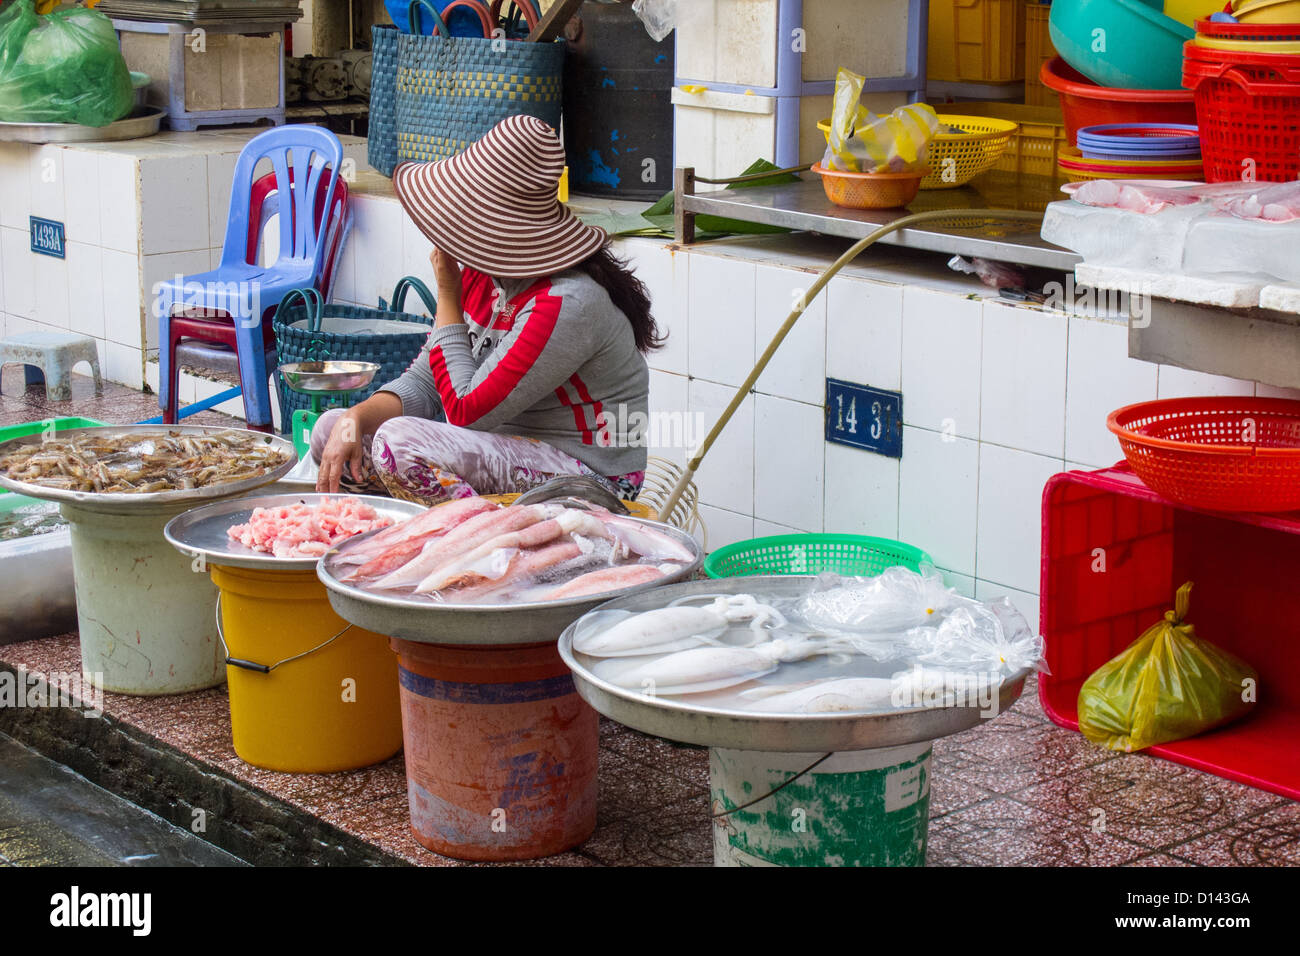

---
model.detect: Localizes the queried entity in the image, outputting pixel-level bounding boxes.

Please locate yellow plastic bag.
[1077,582,1257,752]
[823,68,940,174]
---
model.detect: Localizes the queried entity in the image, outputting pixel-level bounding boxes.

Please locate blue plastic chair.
[155,125,343,429]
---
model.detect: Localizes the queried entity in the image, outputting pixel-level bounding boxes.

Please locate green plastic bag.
[1077,582,1257,752]
[0,0,132,127]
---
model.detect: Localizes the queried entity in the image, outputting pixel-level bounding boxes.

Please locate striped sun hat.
[392,115,608,279]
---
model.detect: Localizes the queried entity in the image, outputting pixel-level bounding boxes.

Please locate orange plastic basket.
[811,163,927,209]
[1108,397,1300,512]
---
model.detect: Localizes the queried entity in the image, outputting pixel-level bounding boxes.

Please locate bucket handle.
[215,592,354,673]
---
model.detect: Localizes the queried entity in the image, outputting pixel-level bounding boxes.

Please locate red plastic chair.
[162,167,350,430]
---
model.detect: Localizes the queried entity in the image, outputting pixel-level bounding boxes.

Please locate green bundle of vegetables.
[0,0,133,127]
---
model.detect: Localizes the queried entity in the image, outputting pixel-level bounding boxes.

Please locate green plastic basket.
[704,533,933,579]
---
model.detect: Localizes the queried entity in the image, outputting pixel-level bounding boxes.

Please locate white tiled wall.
[1,130,369,406]
[595,238,1284,633]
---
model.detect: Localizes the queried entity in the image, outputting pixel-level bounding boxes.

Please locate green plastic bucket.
[704,533,932,579]
[710,743,933,867]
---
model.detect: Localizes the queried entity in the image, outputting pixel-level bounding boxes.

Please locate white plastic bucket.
[62,503,223,695]
[710,742,933,867]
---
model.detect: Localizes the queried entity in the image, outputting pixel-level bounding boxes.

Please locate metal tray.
[0,107,165,144]
[0,425,295,516]
[559,577,1031,753]
[318,517,703,646]
[164,492,426,572]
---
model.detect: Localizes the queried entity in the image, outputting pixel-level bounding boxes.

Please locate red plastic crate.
[1040,464,1300,800]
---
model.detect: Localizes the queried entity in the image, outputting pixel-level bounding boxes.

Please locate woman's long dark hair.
[574,246,664,353]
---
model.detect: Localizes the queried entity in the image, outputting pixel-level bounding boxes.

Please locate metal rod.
[659,207,1046,521]
[693,164,812,185]
[136,385,242,425]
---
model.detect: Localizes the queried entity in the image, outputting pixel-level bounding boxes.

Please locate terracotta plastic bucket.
[390,637,599,861]
[212,565,403,773]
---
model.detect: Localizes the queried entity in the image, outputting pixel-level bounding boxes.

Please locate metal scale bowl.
[0,425,295,695]
[279,361,380,459]
[558,576,1033,867]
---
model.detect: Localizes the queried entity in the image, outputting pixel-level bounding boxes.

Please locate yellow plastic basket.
[922,115,1019,188]
[1024,2,1058,107]
[939,101,1069,182]
[814,114,1017,189]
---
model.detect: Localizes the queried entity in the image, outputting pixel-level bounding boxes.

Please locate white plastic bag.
[630,0,678,41]
[797,566,956,633]
[907,598,1045,677]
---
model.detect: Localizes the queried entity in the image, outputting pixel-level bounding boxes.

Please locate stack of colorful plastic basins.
[1184,13,1300,181]
[1060,121,1205,180]
[1041,0,1202,153]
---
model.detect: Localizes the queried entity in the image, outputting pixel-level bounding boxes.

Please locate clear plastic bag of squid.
[822,67,940,174]
[1076,582,1258,753]
[906,598,1046,678]
[799,565,955,633]
[797,566,1045,676]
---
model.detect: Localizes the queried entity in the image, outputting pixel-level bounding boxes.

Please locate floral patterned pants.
[310,409,644,505]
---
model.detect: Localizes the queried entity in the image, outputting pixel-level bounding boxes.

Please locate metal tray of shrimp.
[0,425,296,516]
[317,518,703,646]
[558,577,1031,753]
[163,493,427,572]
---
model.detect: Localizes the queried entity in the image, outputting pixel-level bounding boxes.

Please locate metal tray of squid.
[558,577,1031,753]
[0,425,296,516]
[317,517,703,646]
[163,493,427,572]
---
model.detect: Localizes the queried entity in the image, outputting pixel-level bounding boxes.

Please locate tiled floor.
[1,371,1296,866]
[0,368,238,430]
[3,633,1296,868]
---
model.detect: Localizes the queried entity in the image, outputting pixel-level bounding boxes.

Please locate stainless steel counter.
[676,171,1081,272]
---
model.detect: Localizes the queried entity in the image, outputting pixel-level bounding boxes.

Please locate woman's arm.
[426,276,604,433]
[315,390,403,493]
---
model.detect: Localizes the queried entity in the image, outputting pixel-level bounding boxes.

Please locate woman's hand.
[432,247,461,296]
[432,247,466,330]
[316,409,365,494]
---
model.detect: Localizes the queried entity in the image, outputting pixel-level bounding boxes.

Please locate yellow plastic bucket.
[211,565,403,773]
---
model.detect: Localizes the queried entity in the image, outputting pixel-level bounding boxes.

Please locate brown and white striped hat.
[392,115,608,279]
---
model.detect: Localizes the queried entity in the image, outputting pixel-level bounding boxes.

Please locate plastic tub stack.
[1039,0,1210,181]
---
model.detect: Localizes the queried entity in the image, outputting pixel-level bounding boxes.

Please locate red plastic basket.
[1194,17,1300,41]
[1108,397,1300,512]
[1183,42,1300,182]
[1040,465,1300,800]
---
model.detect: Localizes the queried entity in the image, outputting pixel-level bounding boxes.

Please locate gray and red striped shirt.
[379,265,650,476]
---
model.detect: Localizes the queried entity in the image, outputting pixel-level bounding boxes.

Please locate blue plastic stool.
[155,124,344,428]
[0,331,102,401]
